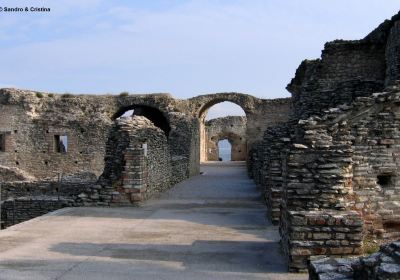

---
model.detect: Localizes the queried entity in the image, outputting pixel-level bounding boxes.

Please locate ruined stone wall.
[275,88,400,271]
[188,93,293,159]
[0,89,200,183]
[251,123,292,224]
[309,240,400,280]
[245,98,292,148]
[0,88,294,228]
[0,89,290,183]
[204,116,247,161]
[0,114,194,226]
[286,12,400,121]
[0,180,94,227]
[0,91,119,181]
[385,21,400,87]
[249,11,400,272]
[343,92,400,239]
[1,198,71,228]
[168,112,200,177]
[281,210,363,272]
[287,41,387,120]
[95,116,176,205]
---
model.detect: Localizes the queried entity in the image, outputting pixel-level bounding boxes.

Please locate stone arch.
[190,96,251,163]
[112,105,171,137]
[191,93,258,119]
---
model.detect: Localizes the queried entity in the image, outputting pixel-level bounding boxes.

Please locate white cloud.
[0,1,398,98]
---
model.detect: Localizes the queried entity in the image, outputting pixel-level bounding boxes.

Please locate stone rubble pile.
[309,240,400,280]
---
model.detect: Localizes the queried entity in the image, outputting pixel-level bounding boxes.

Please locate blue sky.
[0,1,399,117]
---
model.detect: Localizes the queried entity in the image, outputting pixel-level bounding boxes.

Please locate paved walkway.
[0,163,306,279]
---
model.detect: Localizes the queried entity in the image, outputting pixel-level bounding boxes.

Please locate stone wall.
[385,20,400,87]
[0,90,199,182]
[309,240,400,280]
[249,10,400,272]
[190,93,292,162]
[273,88,400,271]
[287,11,400,121]
[287,39,389,120]
[204,116,247,161]
[1,198,71,228]
[250,123,292,224]
[0,89,291,183]
[0,116,192,226]
[0,92,111,181]
[0,180,93,227]
[282,210,363,272]
[95,116,177,205]
[0,88,292,230]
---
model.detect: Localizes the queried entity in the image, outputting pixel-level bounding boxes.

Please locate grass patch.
[363,237,380,255]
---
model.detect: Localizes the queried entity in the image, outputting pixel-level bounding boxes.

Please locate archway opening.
[113,105,171,137]
[218,139,231,161]
[205,101,246,120]
[117,109,135,119]
[199,101,247,162]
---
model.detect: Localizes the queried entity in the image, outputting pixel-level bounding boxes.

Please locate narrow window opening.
[142,143,148,157]
[377,174,392,187]
[383,222,400,233]
[0,134,5,152]
[54,135,68,153]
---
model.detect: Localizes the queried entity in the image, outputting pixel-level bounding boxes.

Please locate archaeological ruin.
[1,10,400,278]
[204,116,247,161]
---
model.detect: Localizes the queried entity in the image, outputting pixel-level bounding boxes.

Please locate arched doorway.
[199,101,247,162]
[208,131,247,161]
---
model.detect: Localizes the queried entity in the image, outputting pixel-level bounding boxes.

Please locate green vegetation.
[35,92,43,98]
[61,93,74,98]
[119,92,129,97]
[363,237,380,255]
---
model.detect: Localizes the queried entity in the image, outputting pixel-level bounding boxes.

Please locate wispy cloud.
[0,0,398,98]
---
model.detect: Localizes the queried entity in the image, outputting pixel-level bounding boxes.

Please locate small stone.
[293,143,308,149]
[77,193,88,199]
